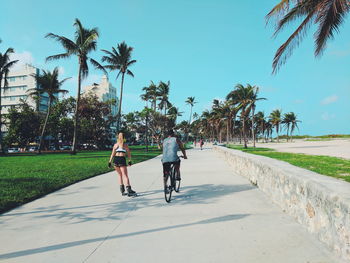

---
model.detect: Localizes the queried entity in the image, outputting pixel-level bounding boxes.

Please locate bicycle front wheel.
[174,169,181,193]
[164,174,172,203]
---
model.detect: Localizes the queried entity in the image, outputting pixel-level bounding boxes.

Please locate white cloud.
[321,95,338,105]
[58,66,65,75]
[321,112,336,121]
[9,51,34,71]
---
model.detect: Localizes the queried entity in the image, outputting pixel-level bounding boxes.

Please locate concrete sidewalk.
[0,148,339,262]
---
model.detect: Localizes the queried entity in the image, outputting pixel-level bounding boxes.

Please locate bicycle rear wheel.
[164,174,172,203]
[174,169,181,193]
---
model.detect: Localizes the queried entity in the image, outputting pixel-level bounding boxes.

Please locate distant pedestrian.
[199,138,204,150]
[108,133,137,196]
[194,138,197,147]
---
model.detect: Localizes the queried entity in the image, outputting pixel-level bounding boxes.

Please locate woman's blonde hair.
[117,132,124,144]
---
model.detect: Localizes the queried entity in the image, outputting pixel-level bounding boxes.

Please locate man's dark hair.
[167,129,175,137]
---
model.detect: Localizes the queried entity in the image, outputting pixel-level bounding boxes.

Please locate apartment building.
[84,75,119,114]
[0,64,49,133]
[84,75,119,141]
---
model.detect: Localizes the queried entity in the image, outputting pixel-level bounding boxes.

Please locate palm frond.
[90,58,108,75]
[126,69,134,77]
[314,0,350,56]
[272,12,315,74]
[46,52,71,62]
[45,33,77,51]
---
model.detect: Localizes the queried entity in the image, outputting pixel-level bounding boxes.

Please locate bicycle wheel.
[174,168,181,193]
[164,174,172,203]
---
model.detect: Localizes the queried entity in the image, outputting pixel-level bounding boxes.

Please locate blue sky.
[1,0,349,135]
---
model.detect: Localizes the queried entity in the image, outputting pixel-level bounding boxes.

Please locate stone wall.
[214,146,350,262]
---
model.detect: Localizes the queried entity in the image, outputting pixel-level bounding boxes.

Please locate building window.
[8,77,16,82]
[10,96,16,101]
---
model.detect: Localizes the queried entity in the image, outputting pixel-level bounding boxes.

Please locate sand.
[254,139,350,159]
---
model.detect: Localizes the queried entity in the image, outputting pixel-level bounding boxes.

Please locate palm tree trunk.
[145,108,149,152]
[232,114,236,143]
[252,107,256,148]
[72,63,82,155]
[242,114,247,148]
[38,99,52,154]
[186,105,193,142]
[0,75,4,154]
[116,73,125,132]
[227,118,230,143]
[276,125,279,143]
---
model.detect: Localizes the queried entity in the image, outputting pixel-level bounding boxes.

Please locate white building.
[84,75,119,141]
[0,64,49,133]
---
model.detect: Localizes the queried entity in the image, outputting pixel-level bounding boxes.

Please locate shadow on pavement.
[1,184,255,224]
[0,214,249,260]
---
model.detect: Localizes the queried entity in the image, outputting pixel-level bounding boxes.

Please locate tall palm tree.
[101,42,136,132]
[255,111,267,142]
[0,41,18,154]
[168,106,183,123]
[248,86,266,147]
[157,81,171,116]
[185,96,197,141]
[269,109,282,142]
[142,81,158,111]
[235,84,256,148]
[46,18,105,154]
[185,96,197,124]
[289,112,301,141]
[282,112,292,141]
[140,88,153,151]
[27,67,69,153]
[267,0,350,73]
[226,88,240,142]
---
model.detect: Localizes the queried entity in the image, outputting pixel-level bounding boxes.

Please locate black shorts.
[114,156,127,167]
[162,160,180,176]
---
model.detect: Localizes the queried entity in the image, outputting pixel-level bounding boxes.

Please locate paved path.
[256,139,350,159]
[0,149,339,262]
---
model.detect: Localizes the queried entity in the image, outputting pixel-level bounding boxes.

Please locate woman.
[108,133,137,196]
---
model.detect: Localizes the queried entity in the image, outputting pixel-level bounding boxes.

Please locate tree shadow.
[0,213,249,260]
[1,184,255,224]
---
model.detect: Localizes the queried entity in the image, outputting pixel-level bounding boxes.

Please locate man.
[162,130,187,190]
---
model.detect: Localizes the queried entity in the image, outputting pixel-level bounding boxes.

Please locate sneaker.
[126,186,137,197]
[120,185,127,196]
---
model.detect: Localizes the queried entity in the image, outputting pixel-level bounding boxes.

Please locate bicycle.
[164,156,183,203]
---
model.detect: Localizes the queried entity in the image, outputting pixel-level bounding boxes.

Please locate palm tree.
[185,96,197,124]
[226,88,240,142]
[46,18,105,154]
[282,112,292,141]
[288,112,301,141]
[235,84,257,148]
[248,86,266,147]
[185,96,197,141]
[266,0,350,73]
[269,109,282,142]
[255,111,267,142]
[142,81,158,111]
[27,67,69,153]
[157,81,171,116]
[168,106,183,123]
[0,41,18,154]
[101,42,136,132]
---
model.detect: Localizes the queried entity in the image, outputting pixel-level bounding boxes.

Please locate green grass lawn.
[0,146,161,214]
[226,145,350,183]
